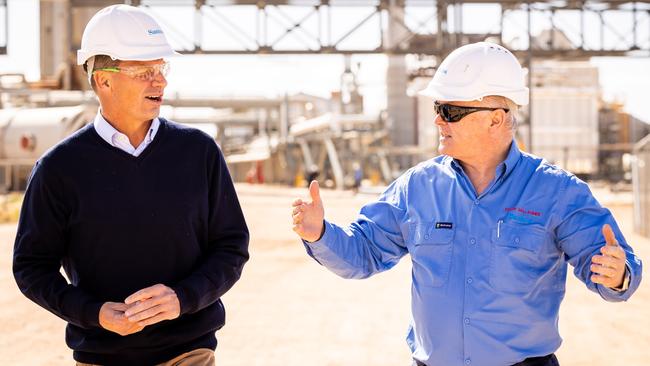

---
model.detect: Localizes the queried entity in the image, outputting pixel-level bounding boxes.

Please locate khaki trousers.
[76,348,215,366]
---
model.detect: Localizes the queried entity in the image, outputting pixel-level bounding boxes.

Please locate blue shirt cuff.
[302,220,334,258]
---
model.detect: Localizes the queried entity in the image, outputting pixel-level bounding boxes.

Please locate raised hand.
[590,224,626,289]
[292,180,325,242]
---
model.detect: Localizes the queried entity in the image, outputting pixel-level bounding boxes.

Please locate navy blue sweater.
[13,119,249,365]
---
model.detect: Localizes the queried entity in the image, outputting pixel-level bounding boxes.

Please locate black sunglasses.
[434,102,509,123]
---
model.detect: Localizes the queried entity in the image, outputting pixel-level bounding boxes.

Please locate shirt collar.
[499,139,523,179]
[446,139,522,179]
[93,111,160,148]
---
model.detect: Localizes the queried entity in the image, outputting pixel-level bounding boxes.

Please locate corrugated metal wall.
[633,134,650,237]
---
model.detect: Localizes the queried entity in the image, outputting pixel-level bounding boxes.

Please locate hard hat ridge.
[420,42,529,106]
[77,4,179,67]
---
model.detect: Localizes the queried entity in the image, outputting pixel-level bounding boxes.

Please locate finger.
[125,284,166,305]
[124,297,165,317]
[591,254,620,268]
[137,313,171,327]
[128,304,164,322]
[600,245,626,259]
[293,213,303,225]
[591,264,615,277]
[602,224,618,247]
[292,198,303,207]
[107,302,129,312]
[309,180,321,204]
[292,205,303,215]
[125,289,155,305]
[591,274,611,285]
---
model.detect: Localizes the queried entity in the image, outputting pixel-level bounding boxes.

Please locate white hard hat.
[419,42,529,106]
[77,4,179,66]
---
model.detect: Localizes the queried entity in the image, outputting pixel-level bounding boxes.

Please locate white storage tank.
[0,105,95,190]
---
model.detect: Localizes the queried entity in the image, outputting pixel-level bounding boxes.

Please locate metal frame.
[0,0,7,55]
[68,1,650,57]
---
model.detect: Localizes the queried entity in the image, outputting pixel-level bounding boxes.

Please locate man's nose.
[151,73,167,88]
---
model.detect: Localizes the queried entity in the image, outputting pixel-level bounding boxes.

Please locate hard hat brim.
[77,47,181,66]
[418,84,530,106]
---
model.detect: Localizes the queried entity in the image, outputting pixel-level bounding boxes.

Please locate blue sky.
[1,0,649,123]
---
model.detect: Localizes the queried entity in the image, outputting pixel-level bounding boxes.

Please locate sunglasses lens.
[436,104,458,122]
[435,103,476,123]
[447,106,462,122]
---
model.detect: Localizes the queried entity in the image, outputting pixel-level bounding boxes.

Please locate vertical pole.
[527,2,533,153]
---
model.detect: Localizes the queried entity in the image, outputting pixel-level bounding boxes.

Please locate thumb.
[602,224,618,247]
[309,180,321,204]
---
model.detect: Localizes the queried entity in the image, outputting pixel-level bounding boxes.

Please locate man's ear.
[490,109,507,128]
[94,72,111,90]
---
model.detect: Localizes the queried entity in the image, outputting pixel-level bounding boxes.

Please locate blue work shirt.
[304,141,642,366]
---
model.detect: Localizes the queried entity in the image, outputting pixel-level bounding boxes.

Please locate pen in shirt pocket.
[497,219,503,238]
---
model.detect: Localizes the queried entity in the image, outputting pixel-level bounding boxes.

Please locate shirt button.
[466,278,473,284]
[474,200,480,205]
[465,358,471,365]
[424,234,429,240]
[464,318,470,325]
[469,238,476,245]
[515,237,520,243]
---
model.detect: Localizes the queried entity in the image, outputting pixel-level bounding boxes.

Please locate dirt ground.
[0,184,648,365]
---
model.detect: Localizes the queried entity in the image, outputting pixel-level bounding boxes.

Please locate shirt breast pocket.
[410,224,455,288]
[490,222,550,294]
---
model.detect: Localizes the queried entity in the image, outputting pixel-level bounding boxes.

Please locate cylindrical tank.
[0,105,96,190]
[0,105,95,160]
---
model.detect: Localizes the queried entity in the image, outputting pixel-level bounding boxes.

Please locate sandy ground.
[0,184,648,365]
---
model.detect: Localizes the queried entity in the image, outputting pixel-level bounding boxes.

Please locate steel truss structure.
[57,0,650,58]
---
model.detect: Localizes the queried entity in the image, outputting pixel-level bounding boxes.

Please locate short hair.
[484,95,519,130]
[83,55,120,92]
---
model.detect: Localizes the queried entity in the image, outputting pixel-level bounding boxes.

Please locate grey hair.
[484,95,519,131]
[83,55,120,92]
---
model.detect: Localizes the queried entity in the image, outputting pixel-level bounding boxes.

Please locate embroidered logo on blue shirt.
[435,222,453,229]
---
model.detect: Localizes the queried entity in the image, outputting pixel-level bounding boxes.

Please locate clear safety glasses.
[93,62,170,82]
[434,101,509,123]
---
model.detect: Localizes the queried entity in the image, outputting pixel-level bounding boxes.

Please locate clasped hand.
[99,283,180,336]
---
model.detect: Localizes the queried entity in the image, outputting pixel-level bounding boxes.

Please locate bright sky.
[1,0,649,123]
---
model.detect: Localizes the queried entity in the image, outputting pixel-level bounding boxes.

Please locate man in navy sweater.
[12,5,249,365]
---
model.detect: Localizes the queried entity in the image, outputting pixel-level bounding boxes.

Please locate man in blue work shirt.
[291,42,642,366]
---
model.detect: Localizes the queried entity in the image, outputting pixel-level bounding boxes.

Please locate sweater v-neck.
[90,118,168,163]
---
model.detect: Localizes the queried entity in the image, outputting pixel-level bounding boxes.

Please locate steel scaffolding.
[57,0,650,57]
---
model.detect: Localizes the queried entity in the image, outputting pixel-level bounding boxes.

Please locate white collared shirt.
[93,112,160,157]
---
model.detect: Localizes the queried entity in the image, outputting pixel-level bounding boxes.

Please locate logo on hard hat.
[147,29,163,35]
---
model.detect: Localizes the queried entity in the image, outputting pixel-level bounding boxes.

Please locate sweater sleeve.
[172,144,250,315]
[13,160,104,328]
